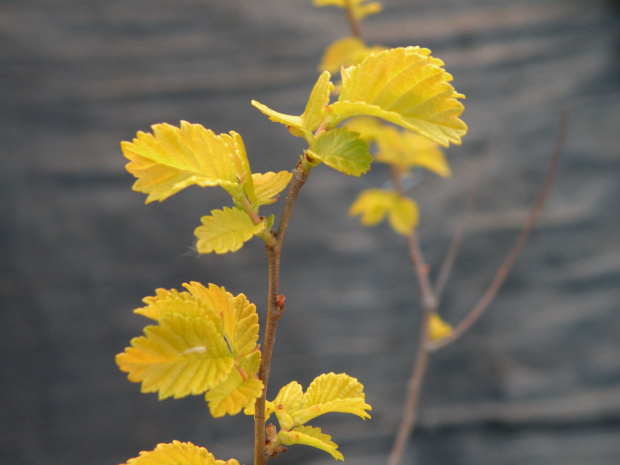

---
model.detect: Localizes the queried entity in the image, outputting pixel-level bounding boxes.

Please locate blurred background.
[1,0,619,464]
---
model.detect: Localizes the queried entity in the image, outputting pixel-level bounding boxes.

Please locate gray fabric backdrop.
[1,0,619,464]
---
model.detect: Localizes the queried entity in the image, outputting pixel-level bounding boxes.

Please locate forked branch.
[389,112,567,465]
[428,112,567,351]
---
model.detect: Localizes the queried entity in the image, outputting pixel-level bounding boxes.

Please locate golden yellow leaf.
[278,425,343,461]
[349,188,396,226]
[349,188,418,235]
[252,72,334,140]
[116,314,235,400]
[273,381,304,413]
[118,283,262,413]
[293,373,371,425]
[205,351,263,417]
[376,128,450,177]
[319,37,386,74]
[219,289,260,356]
[251,171,293,207]
[388,196,418,235]
[329,47,467,147]
[122,440,239,465]
[122,121,241,202]
[194,207,266,254]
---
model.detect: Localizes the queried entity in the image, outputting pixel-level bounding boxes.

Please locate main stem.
[254,160,310,465]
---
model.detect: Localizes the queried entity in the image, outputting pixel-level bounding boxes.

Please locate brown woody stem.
[344,0,363,39]
[254,159,311,465]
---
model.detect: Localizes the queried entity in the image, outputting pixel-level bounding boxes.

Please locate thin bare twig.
[427,112,567,352]
[344,0,363,39]
[387,168,437,465]
[433,144,492,302]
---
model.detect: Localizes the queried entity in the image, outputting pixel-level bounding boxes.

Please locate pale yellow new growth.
[251,171,293,207]
[313,0,382,19]
[122,121,241,202]
[428,313,453,341]
[122,440,239,465]
[346,117,451,176]
[279,425,343,461]
[248,373,371,460]
[194,207,266,254]
[319,37,386,73]
[252,71,334,141]
[350,188,419,235]
[116,283,263,416]
[330,47,468,147]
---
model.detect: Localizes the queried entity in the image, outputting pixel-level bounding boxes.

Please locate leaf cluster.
[116,283,263,417]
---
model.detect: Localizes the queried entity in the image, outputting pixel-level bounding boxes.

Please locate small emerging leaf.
[349,188,396,226]
[251,171,293,207]
[347,118,450,176]
[349,188,419,235]
[195,207,266,254]
[428,313,453,341]
[279,425,343,461]
[313,0,382,20]
[122,440,239,465]
[388,196,418,235]
[274,381,304,413]
[293,372,371,425]
[122,122,241,202]
[307,128,372,176]
[330,47,467,147]
[252,72,334,140]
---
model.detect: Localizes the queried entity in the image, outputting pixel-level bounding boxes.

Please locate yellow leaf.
[350,188,418,235]
[205,352,263,417]
[302,71,335,131]
[194,207,266,254]
[378,128,450,177]
[116,314,235,400]
[319,37,386,74]
[388,196,418,235]
[121,121,241,202]
[251,171,293,207]
[313,0,382,20]
[273,381,304,413]
[219,289,260,356]
[306,128,372,176]
[329,47,467,147]
[428,313,453,341]
[279,425,344,461]
[122,440,238,465]
[243,399,276,419]
[252,72,334,140]
[293,373,371,425]
[349,188,396,226]
[118,283,262,411]
[343,116,388,144]
[225,131,256,203]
